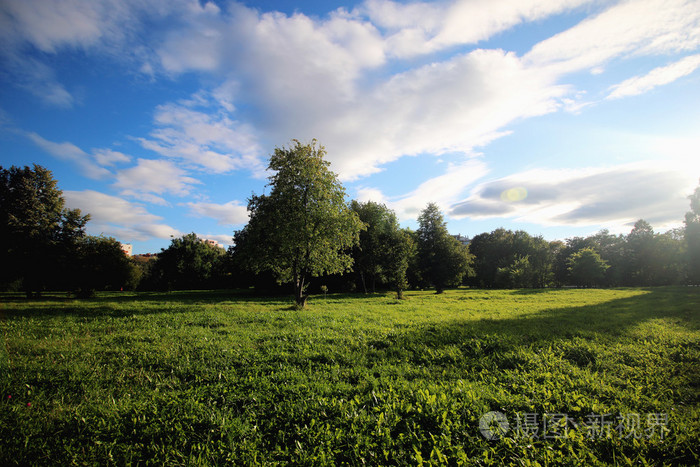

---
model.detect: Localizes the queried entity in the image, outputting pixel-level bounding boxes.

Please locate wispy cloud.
[185,200,249,226]
[26,132,111,179]
[361,0,593,58]
[449,162,698,229]
[63,190,181,241]
[139,94,262,174]
[607,54,700,99]
[357,159,490,220]
[113,158,201,205]
[524,0,700,73]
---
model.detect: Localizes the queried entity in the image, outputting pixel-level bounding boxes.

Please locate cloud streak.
[450,162,698,229]
[607,54,700,99]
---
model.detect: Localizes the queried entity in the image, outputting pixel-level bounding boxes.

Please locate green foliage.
[350,200,414,298]
[74,236,137,296]
[233,140,363,307]
[0,164,89,295]
[1,288,699,465]
[470,228,551,288]
[685,181,700,284]
[567,247,609,287]
[149,233,226,290]
[416,203,472,293]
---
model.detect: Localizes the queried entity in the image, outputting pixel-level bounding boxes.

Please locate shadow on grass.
[0,289,297,319]
[404,287,700,350]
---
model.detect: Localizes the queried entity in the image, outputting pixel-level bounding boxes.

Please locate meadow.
[1,287,699,465]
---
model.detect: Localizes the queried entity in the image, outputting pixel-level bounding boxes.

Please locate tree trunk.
[294,274,308,308]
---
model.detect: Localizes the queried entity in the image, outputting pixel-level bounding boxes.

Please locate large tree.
[415,203,472,293]
[0,164,89,295]
[685,182,700,284]
[233,140,363,308]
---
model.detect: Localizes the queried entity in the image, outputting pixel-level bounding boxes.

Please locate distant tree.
[416,203,472,293]
[385,228,415,299]
[625,219,658,286]
[350,200,410,293]
[150,233,226,290]
[567,247,609,287]
[553,236,596,286]
[588,230,626,286]
[233,140,363,308]
[685,182,700,284]
[0,164,89,296]
[75,236,137,296]
[495,255,532,288]
[470,228,553,288]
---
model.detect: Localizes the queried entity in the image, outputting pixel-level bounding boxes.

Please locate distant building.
[452,234,470,246]
[120,243,133,256]
[202,238,224,248]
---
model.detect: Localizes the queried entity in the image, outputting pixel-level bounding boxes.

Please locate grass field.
[1,287,699,465]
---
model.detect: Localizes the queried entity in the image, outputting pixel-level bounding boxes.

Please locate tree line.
[2,145,699,303]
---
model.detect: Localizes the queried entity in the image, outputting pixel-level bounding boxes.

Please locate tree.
[625,219,658,286]
[75,236,137,296]
[470,228,554,288]
[416,203,472,293]
[567,248,609,287]
[350,200,406,293]
[233,140,363,308]
[149,233,226,290]
[685,181,700,284]
[385,228,415,299]
[0,164,89,296]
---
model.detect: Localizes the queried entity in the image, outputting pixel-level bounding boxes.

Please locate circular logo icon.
[479,411,510,440]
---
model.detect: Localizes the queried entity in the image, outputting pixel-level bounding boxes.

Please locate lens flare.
[500,187,527,202]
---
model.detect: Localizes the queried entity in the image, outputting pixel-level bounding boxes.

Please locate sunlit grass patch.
[1,287,699,465]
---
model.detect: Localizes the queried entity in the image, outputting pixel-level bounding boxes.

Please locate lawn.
[1,287,699,465]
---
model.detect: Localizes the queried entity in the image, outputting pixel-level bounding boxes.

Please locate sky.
[1,0,699,254]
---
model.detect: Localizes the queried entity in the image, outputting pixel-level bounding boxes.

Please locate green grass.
[1,287,699,465]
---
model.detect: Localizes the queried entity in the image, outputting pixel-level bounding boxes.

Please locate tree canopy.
[233,140,363,307]
[685,181,700,284]
[0,164,89,295]
[149,233,227,290]
[415,203,472,293]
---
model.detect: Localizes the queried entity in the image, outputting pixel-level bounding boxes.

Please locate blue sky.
[1,0,699,254]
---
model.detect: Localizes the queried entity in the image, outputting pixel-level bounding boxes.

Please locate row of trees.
[468,220,689,288]
[1,165,137,297]
[3,146,699,303]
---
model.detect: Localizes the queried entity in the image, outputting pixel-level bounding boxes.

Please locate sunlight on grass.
[1,287,699,465]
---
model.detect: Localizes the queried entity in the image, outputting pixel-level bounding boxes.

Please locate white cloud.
[113,158,201,205]
[607,54,700,99]
[185,200,249,225]
[93,148,131,166]
[150,4,571,181]
[26,132,111,179]
[140,95,262,174]
[321,49,566,180]
[357,159,490,220]
[525,0,700,73]
[362,0,594,58]
[63,190,181,241]
[449,162,698,230]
